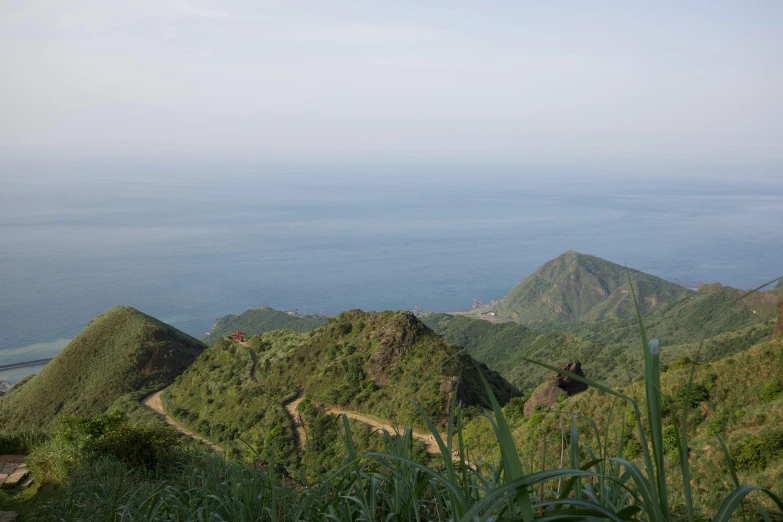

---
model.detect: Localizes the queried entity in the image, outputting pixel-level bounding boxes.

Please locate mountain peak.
[497,252,691,323]
[0,306,205,429]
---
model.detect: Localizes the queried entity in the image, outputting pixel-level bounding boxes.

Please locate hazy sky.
[1,1,782,163]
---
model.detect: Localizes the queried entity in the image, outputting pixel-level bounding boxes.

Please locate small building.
[229,331,246,343]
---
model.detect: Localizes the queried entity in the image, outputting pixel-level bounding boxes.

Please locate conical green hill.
[0,306,205,429]
[497,250,691,323]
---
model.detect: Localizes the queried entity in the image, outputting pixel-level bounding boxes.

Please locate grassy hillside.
[421,313,615,393]
[458,332,783,517]
[496,250,691,323]
[164,310,517,465]
[0,306,204,430]
[425,285,778,393]
[203,306,328,345]
[535,283,781,347]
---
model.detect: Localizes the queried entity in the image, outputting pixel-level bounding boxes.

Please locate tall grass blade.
[627,270,669,517]
[713,486,783,522]
[478,370,535,521]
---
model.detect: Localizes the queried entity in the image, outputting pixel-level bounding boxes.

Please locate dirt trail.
[284,392,307,450]
[322,404,443,454]
[283,391,444,455]
[142,391,223,453]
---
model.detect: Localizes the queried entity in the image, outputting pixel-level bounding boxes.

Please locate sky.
[1,1,782,165]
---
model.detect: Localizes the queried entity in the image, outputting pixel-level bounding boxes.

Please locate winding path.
[283,391,443,454]
[142,391,223,453]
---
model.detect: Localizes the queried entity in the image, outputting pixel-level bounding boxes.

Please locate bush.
[759,380,782,402]
[664,355,692,372]
[30,410,180,481]
[0,428,49,454]
[672,383,710,409]
[86,423,178,469]
[662,424,678,454]
[730,429,783,471]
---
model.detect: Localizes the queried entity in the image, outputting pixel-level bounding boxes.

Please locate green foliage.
[422,313,620,393]
[759,379,783,402]
[673,382,710,409]
[496,250,691,323]
[29,411,180,484]
[204,306,328,345]
[664,355,692,372]
[730,430,783,471]
[0,428,49,454]
[0,306,205,430]
[426,283,778,395]
[662,424,678,453]
[163,334,302,464]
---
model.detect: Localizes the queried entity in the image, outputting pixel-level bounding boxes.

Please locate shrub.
[672,382,710,409]
[759,380,782,402]
[662,424,678,454]
[0,428,49,454]
[730,429,783,471]
[86,423,178,469]
[664,355,692,372]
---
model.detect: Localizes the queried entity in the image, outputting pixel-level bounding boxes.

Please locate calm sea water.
[1,160,782,383]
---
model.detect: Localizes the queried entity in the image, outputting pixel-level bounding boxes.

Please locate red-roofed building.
[229,331,246,343]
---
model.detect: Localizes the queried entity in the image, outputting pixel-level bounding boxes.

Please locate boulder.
[524,359,588,417]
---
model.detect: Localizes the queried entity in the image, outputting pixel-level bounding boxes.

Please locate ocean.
[2,160,782,384]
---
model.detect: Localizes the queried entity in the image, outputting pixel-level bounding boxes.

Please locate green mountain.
[536,283,781,348]
[496,250,691,323]
[421,313,606,393]
[164,310,517,465]
[459,333,783,516]
[203,306,329,345]
[425,283,780,394]
[0,306,205,429]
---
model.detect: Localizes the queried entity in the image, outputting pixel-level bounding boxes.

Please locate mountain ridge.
[0,306,205,429]
[496,250,692,323]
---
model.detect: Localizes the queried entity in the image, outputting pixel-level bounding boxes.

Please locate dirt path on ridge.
[322,403,443,454]
[283,391,443,455]
[284,391,307,450]
[142,391,223,453]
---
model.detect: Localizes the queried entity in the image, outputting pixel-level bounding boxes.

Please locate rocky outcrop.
[775,299,783,337]
[0,380,11,396]
[524,359,588,417]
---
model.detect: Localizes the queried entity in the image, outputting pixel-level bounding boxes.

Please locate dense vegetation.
[533,282,781,344]
[424,284,778,394]
[454,331,783,518]
[496,250,691,323]
[0,307,204,430]
[422,313,613,393]
[163,331,305,465]
[203,306,328,345]
[165,311,517,468]
[4,331,782,520]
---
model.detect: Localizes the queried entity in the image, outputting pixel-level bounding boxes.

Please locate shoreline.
[0,358,53,371]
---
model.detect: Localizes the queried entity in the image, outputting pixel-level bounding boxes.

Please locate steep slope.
[537,283,781,349]
[203,306,328,345]
[426,283,780,394]
[496,250,691,323]
[472,332,783,517]
[0,306,204,429]
[164,311,517,464]
[422,313,609,393]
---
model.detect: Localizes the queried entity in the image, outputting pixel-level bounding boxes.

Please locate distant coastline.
[0,358,53,371]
